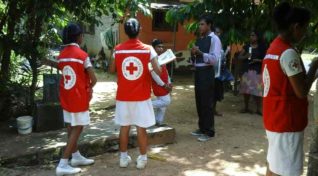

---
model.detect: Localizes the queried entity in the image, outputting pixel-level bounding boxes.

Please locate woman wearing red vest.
[109,18,161,169]
[45,24,97,175]
[262,3,318,176]
[150,39,172,126]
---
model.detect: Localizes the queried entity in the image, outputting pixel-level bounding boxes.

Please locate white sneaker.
[119,155,132,168]
[56,164,81,176]
[71,155,95,166]
[136,156,147,169]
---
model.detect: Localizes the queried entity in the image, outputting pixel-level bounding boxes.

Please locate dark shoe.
[240,109,253,114]
[256,111,262,116]
[214,111,223,116]
[197,134,213,142]
[191,129,204,136]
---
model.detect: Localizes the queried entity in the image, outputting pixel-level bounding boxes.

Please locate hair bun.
[124,18,140,38]
[273,2,291,25]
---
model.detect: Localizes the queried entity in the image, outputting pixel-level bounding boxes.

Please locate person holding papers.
[150,39,172,126]
[190,15,222,142]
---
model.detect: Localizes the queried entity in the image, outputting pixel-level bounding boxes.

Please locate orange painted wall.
[119,13,195,51]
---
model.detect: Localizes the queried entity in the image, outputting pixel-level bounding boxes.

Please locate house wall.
[119,13,195,51]
[83,15,118,57]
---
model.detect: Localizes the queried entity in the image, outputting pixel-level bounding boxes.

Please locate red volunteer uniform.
[115,39,153,101]
[58,44,90,112]
[152,65,169,96]
[262,36,308,132]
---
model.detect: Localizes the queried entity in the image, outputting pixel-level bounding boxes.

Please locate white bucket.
[17,116,33,135]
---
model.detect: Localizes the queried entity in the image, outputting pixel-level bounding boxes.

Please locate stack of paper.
[158,49,176,66]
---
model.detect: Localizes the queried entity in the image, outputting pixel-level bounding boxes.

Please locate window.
[152,10,177,32]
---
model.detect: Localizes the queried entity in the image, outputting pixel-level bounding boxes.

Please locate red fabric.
[262,36,308,132]
[115,39,152,101]
[152,65,169,96]
[58,45,90,112]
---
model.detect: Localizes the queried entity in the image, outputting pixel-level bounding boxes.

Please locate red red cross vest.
[115,39,152,101]
[58,44,90,112]
[152,65,169,96]
[262,36,308,132]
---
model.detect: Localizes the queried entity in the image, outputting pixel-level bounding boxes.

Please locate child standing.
[53,23,97,176]
[109,18,161,169]
[150,39,172,126]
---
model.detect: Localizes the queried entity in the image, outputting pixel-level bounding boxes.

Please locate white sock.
[120,152,128,159]
[58,158,69,167]
[139,154,147,161]
[72,150,82,160]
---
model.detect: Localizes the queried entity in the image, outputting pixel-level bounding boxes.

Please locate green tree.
[0,0,151,120]
[166,0,318,46]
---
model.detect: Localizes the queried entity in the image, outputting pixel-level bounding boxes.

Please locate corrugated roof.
[151,3,181,10]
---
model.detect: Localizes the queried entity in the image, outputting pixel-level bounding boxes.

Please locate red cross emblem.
[126,62,138,75]
[292,62,299,69]
[64,75,71,84]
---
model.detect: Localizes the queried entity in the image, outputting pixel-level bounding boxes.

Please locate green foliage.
[0,0,152,117]
[166,0,318,47]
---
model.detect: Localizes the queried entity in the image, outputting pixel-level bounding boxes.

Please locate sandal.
[256,111,262,116]
[214,111,223,116]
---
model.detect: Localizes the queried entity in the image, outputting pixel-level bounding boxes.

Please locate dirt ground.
[8,72,312,176]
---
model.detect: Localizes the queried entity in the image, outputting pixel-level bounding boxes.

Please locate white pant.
[63,110,90,126]
[115,99,155,128]
[266,130,304,176]
[152,94,171,123]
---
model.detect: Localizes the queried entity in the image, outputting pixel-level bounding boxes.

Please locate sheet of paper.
[158,49,176,65]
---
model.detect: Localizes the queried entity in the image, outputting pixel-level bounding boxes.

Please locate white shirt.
[280,49,303,76]
[151,70,171,86]
[202,32,222,65]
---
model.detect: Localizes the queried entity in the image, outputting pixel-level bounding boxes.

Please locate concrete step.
[0,120,176,167]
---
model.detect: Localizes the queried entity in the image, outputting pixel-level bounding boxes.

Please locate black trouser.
[194,66,215,137]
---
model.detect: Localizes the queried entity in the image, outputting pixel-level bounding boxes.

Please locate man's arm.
[195,35,221,65]
[42,58,58,69]
[150,47,162,75]
[87,67,97,88]
[281,49,318,98]
[84,58,97,88]
[151,70,165,86]
[151,57,162,75]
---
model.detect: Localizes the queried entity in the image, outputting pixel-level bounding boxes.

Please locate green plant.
[103,27,118,50]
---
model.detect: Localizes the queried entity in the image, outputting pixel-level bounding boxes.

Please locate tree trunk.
[29,57,38,113]
[0,45,12,85]
[27,4,45,113]
[0,0,19,85]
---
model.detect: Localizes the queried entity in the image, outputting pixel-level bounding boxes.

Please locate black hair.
[62,23,83,44]
[124,18,140,38]
[199,15,214,30]
[151,39,163,48]
[251,30,261,40]
[273,2,311,32]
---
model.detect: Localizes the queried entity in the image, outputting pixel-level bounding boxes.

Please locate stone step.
[0,120,175,167]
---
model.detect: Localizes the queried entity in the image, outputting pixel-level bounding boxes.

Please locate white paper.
[214,56,222,78]
[158,49,176,65]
